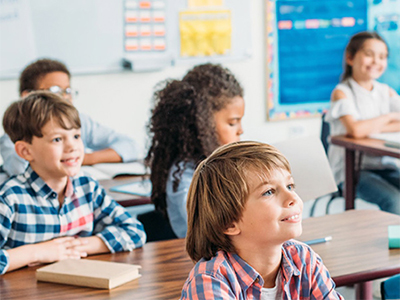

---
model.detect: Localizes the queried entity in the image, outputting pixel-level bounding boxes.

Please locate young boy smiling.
[182,141,343,300]
[0,92,146,275]
[0,58,141,177]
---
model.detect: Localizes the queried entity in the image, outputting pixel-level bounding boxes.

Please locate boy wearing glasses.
[0,58,141,177]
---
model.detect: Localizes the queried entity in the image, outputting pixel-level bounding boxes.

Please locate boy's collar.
[228,252,263,290]
[24,165,54,199]
[24,165,76,200]
[280,240,301,282]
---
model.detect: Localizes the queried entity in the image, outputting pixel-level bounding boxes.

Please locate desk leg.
[344,149,355,210]
[355,281,373,300]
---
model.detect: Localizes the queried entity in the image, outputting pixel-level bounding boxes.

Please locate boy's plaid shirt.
[181,240,344,300]
[0,166,146,274]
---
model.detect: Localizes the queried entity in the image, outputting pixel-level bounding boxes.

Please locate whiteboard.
[0,0,125,79]
[0,0,251,79]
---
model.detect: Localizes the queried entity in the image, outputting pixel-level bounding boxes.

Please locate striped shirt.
[181,240,343,300]
[0,166,146,274]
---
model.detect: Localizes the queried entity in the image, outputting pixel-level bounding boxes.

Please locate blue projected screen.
[267,0,400,120]
[277,0,367,105]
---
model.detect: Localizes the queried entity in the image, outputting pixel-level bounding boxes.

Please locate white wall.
[0,0,321,165]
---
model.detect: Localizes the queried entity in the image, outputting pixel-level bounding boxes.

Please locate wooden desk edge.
[330,135,400,158]
[333,266,400,287]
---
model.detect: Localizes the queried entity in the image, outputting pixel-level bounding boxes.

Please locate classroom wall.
[0,0,321,165]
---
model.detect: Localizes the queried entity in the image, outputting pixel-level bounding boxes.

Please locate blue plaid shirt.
[0,166,146,274]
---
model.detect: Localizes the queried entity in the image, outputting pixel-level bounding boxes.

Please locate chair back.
[321,112,330,155]
[137,210,177,242]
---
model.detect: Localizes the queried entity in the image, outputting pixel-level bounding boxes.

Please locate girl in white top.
[326,31,400,214]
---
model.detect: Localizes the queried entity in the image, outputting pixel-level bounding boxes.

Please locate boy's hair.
[342,31,388,81]
[3,91,80,143]
[19,58,70,96]
[145,63,243,215]
[186,141,291,262]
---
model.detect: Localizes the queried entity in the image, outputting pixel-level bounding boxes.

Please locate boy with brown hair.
[0,58,141,177]
[0,92,146,275]
[182,141,343,299]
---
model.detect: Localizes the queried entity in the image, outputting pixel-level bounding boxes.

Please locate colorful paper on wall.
[179,10,231,57]
[188,0,224,8]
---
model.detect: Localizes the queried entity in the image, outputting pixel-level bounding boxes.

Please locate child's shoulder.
[192,251,231,275]
[0,174,30,203]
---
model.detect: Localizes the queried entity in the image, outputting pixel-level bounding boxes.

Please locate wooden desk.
[300,210,400,300]
[99,176,152,207]
[330,135,400,210]
[1,210,399,300]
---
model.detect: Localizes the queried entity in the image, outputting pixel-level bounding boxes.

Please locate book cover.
[36,259,141,289]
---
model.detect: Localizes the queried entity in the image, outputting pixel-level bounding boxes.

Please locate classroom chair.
[137,210,177,242]
[309,113,343,216]
[381,274,400,300]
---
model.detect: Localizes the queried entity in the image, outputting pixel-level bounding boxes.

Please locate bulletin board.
[266,0,400,121]
[0,0,251,79]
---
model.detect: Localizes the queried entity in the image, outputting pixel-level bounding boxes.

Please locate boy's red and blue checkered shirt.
[0,166,146,274]
[181,240,344,300]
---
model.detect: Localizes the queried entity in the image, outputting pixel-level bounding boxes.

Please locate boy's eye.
[53,137,62,142]
[287,183,296,191]
[74,134,81,139]
[262,189,274,197]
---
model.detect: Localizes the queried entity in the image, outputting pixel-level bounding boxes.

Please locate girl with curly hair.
[145,63,245,238]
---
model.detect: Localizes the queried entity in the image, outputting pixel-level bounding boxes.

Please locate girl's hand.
[32,236,88,264]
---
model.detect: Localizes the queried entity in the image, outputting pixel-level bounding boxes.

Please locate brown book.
[36,259,141,289]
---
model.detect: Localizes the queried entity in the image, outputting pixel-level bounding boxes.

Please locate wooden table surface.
[330,135,400,158]
[1,210,399,300]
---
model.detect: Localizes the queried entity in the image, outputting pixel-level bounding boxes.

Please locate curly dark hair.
[145,63,244,215]
[19,58,70,96]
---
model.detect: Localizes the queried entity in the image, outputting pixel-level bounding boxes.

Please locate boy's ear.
[224,222,241,236]
[21,90,30,98]
[15,141,34,161]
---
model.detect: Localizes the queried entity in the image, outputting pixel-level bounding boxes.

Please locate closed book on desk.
[36,259,141,289]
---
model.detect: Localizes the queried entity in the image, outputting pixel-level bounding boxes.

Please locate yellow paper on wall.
[188,0,224,8]
[179,10,231,57]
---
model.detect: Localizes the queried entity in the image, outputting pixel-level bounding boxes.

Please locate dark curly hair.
[145,63,244,215]
[19,58,70,96]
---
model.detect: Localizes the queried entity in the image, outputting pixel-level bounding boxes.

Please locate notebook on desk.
[110,179,152,197]
[370,132,400,149]
[82,161,149,180]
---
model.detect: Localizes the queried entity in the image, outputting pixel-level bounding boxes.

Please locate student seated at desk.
[0,92,146,275]
[0,58,141,177]
[326,31,400,214]
[145,64,245,238]
[181,141,343,300]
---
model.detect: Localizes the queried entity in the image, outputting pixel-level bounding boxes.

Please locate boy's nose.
[285,191,299,207]
[65,138,78,152]
[238,123,244,135]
